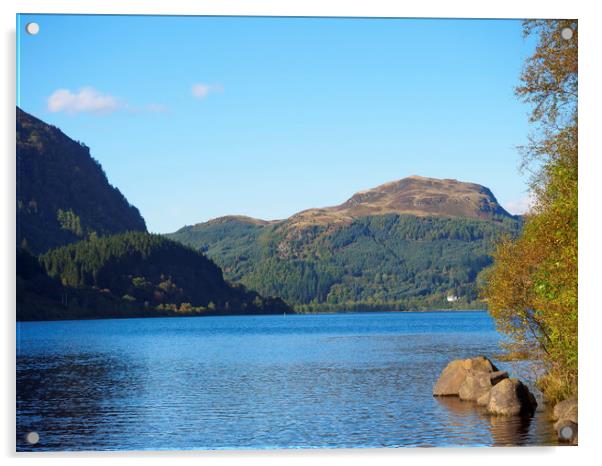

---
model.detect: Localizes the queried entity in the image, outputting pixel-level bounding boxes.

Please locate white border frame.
[3,1,601,465]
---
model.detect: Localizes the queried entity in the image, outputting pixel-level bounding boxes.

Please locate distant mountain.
[167,176,521,311]
[17,107,147,254]
[18,232,291,321]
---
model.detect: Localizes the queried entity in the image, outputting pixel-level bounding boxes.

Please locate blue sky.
[17,15,536,233]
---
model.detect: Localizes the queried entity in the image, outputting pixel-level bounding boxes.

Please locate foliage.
[17,107,147,254]
[17,246,142,321]
[18,232,291,321]
[483,20,577,403]
[168,214,521,311]
[516,20,577,128]
[56,209,84,237]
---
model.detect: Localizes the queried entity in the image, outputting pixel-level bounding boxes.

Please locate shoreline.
[16,308,488,324]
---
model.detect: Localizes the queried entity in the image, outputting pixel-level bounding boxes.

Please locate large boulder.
[433,356,498,396]
[486,378,538,416]
[458,370,508,401]
[552,397,578,444]
[477,391,491,407]
[552,397,578,423]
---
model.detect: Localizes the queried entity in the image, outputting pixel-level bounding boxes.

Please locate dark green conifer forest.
[18,232,290,320]
[168,214,522,312]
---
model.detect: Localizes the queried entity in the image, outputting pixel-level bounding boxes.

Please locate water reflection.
[435,396,553,446]
[489,412,533,446]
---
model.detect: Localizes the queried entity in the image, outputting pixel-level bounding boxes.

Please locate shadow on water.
[435,397,553,447]
[16,353,138,451]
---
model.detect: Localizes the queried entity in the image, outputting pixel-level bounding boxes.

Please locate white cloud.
[505,192,536,215]
[47,87,169,115]
[191,83,223,99]
[47,87,120,114]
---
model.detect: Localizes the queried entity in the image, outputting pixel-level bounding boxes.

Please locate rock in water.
[468,357,499,373]
[476,391,491,407]
[552,397,578,444]
[433,360,468,396]
[486,378,538,416]
[556,420,578,445]
[553,397,578,423]
[458,370,508,401]
[433,356,498,396]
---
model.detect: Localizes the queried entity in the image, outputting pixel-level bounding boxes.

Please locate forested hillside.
[168,213,521,311]
[17,246,142,321]
[17,232,291,321]
[17,107,147,254]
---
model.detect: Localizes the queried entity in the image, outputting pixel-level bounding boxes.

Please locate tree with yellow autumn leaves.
[483,20,577,403]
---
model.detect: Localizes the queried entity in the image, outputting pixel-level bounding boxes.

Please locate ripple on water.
[17,312,557,450]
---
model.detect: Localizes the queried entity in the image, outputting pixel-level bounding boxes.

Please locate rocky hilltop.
[285,175,511,229]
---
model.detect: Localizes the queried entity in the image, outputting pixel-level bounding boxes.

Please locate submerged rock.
[433,356,498,396]
[486,378,538,416]
[458,370,508,401]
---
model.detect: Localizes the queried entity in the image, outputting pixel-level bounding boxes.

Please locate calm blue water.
[16,311,556,451]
